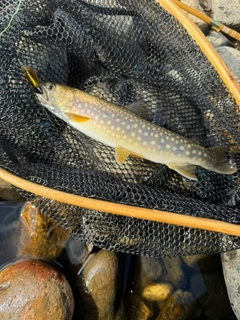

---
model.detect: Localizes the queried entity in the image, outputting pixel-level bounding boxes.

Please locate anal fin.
[64,112,90,123]
[168,163,197,180]
[115,146,131,164]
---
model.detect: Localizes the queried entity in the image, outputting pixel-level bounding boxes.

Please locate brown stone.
[158,289,195,320]
[0,179,23,201]
[142,282,174,303]
[0,259,74,320]
[20,203,70,259]
[82,250,120,320]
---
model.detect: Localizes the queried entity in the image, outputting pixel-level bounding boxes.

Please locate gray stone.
[215,46,240,84]
[211,0,240,25]
[221,250,240,320]
[207,30,230,48]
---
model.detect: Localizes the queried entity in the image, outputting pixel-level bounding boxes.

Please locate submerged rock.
[82,250,122,320]
[157,289,195,320]
[0,179,23,201]
[0,259,74,320]
[142,283,174,303]
[20,202,70,260]
[162,256,187,289]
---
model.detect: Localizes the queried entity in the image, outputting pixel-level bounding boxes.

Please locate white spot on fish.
[198,151,202,156]
[137,137,141,141]
[150,141,156,145]
[166,144,171,149]
[107,120,111,125]
[155,133,158,138]
[173,146,178,151]
[144,131,149,137]
[131,132,136,137]
[143,141,147,146]
[126,124,131,130]
[138,129,142,134]
[186,151,190,156]
[179,146,184,150]
[161,138,165,143]
[192,150,196,154]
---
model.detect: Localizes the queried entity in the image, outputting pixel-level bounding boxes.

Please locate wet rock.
[191,272,236,319]
[82,250,121,320]
[124,293,153,320]
[136,299,153,320]
[142,283,174,303]
[157,289,195,320]
[183,253,222,273]
[0,179,23,201]
[20,202,70,260]
[211,0,240,25]
[138,256,163,289]
[115,303,127,320]
[0,259,74,320]
[64,236,93,265]
[128,255,163,292]
[221,250,240,320]
[162,256,187,288]
[0,202,31,266]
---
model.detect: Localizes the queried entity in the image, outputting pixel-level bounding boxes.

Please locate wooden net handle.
[0,167,240,236]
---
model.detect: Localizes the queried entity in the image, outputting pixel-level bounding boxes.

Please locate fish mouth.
[36,83,49,102]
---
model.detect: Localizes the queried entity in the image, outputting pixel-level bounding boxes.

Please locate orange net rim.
[0,167,240,237]
[158,0,240,107]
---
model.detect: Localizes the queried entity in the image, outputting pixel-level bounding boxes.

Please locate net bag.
[0,0,240,257]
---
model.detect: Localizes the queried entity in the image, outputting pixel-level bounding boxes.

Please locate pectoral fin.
[168,163,197,180]
[64,112,90,123]
[115,146,131,164]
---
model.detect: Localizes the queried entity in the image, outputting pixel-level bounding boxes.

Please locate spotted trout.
[36,82,237,180]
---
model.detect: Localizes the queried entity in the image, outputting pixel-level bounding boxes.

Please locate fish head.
[36,82,74,118]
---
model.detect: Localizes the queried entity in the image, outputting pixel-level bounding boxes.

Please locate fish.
[36,82,237,180]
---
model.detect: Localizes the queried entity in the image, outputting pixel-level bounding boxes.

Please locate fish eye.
[46,83,55,91]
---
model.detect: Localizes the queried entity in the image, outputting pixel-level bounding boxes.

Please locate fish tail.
[208,146,237,174]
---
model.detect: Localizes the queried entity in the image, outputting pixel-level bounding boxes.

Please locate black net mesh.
[0,0,240,257]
